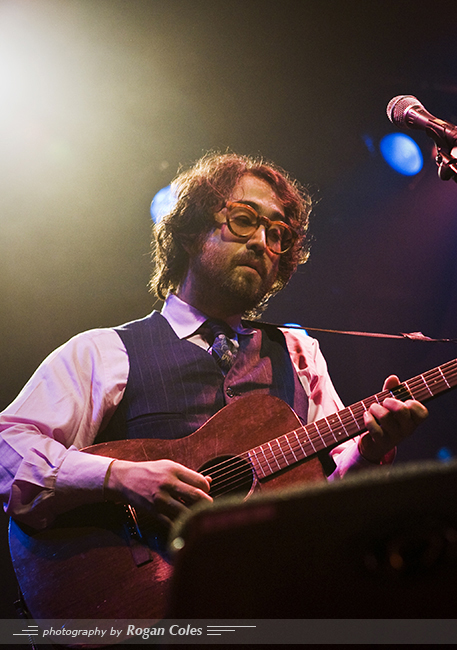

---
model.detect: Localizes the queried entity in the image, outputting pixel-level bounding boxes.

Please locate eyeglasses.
[216,201,298,254]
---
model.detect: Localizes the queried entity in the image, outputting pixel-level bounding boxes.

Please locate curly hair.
[150,152,312,315]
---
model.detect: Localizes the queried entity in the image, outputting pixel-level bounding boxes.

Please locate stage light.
[437,446,453,462]
[283,323,308,335]
[150,185,178,224]
[380,133,423,176]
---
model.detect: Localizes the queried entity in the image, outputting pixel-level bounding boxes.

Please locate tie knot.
[205,319,234,342]
[202,319,237,373]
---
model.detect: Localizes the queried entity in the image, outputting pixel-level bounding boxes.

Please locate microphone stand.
[435,147,457,182]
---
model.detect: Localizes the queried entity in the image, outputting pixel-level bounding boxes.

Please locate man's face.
[182,174,284,318]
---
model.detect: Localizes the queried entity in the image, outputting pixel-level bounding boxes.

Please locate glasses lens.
[271,224,295,253]
[266,224,286,253]
[226,205,258,236]
[225,203,295,254]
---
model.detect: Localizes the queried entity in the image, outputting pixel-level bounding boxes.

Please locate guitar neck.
[248,358,457,480]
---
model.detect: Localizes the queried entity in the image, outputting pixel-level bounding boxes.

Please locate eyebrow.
[235,200,286,222]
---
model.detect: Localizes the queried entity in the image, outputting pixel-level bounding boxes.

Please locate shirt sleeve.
[0,328,129,529]
[282,328,394,479]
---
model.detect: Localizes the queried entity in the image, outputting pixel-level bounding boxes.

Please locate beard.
[188,242,278,316]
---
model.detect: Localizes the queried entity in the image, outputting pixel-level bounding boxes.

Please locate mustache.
[233,251,268,273]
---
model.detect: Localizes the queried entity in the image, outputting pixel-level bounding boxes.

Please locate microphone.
[387,95,457,150]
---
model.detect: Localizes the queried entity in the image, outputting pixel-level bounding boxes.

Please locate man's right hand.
[104,459,212,526]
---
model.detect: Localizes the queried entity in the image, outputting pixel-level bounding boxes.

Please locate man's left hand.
[359,374,429,463]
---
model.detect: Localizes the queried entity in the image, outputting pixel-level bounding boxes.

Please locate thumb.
[382,374,400,391]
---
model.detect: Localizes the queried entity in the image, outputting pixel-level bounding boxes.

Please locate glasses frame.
[217,201,298,255]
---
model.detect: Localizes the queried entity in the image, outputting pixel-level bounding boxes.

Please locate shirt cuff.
[329,441,396,480]
[54,447,115,512]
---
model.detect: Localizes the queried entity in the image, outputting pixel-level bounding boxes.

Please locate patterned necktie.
[204,319,238,373]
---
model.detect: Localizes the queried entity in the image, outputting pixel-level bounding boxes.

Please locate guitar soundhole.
[199,455,255,500]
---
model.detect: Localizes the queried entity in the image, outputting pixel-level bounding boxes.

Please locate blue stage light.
[150,185,178,224]
[380,133,423,176]
[283,323,308,335]
[437,446,453,462]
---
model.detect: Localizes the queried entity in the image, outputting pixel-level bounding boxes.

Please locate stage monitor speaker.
[167,459,457,618]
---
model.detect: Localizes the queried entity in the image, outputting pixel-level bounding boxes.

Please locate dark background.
[2,0,457,620]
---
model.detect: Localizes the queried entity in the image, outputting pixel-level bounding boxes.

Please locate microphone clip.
[435,147,457,183]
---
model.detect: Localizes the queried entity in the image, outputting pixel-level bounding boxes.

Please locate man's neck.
[175,287,242,328]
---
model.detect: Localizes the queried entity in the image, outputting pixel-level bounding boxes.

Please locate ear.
[179,233,201,256]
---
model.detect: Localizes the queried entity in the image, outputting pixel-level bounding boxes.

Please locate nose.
[246,224,267,252]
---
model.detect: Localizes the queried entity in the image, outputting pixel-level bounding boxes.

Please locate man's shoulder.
[114,310,162,332]
[280,327,319,360]
[46,327,127,366]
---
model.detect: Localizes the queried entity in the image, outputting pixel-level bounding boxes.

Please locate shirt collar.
[161,294,255,339]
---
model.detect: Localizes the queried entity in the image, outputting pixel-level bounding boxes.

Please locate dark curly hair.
[150,152,312,316]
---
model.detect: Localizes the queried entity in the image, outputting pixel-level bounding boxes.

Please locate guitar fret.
[307,422,326,451]
[441,361,457,388]
[285,434,299,462]
[428,368,449,394]
[290,429,309,460]
[262,442,279,472]
[404,378,418,400]
[362,396,378,411]
[317,417,338,444]
[312,421,326,447]
[277,437,295,466]
[438,367,451,389]
[420,374,434,397]
[259,445,274,474]
[324,413,346,440]
[390,386,411,401]
[347,404,363,431]
[335,411,349,436]
[293,429,310,457]
[302,425,319,453]
[268,440,288,470]
[314,418,333,447]
[248,447,267,478]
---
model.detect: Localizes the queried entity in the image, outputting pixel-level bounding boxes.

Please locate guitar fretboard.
[247,358,457,479]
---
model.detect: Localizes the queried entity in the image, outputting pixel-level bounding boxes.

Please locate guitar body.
[9,395,325,623]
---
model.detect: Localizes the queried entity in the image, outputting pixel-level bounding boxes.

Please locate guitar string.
[200,363,457,499]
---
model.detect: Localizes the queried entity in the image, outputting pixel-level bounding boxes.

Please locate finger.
[403,399,429,423]
[155,512,173,529]
[363,408,384,437]
[175,464,213,493]
[169,482,213,506]
[152,490,189,520]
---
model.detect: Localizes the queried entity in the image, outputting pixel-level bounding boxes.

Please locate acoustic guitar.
[9,358,457,623]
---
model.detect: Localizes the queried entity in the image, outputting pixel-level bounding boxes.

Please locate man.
[0,152,428,531]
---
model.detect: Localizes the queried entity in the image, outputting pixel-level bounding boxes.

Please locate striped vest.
[97,311,308,442]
